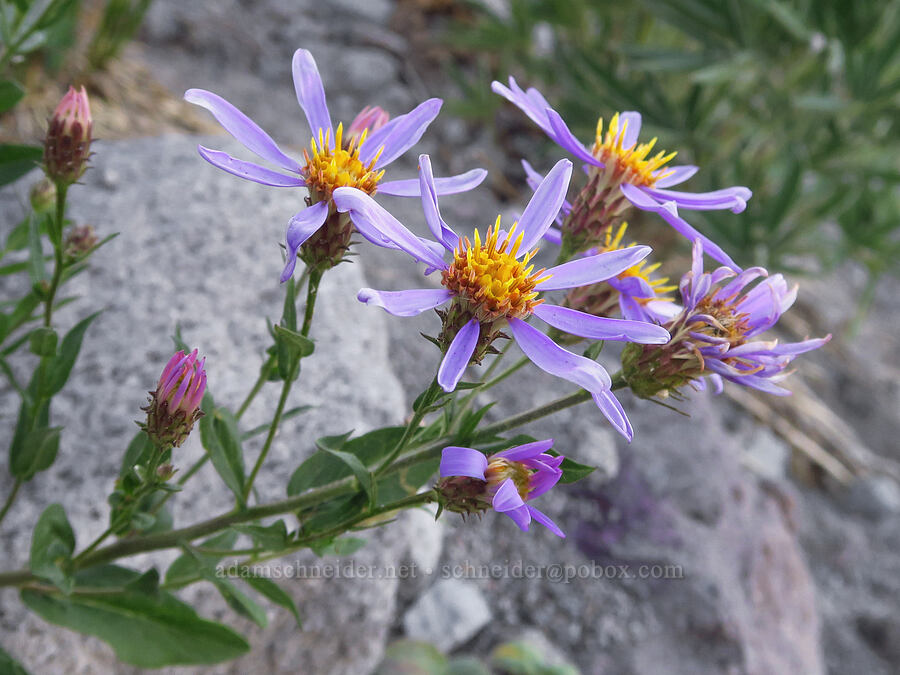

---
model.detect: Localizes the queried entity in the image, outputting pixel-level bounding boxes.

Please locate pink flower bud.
[141,349,207,447]
[43,86,93,185]
[347,105,389,139]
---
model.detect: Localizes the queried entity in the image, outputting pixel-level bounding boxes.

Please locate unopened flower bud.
[63,224,98,260]
[347,105,389,140]
[44,86,93,186]
[141,349,207,447]
[29,178,57,212]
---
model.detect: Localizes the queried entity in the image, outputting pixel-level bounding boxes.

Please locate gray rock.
[0,135,415,674]
[844,475,900,519]
[402,579,492,652]
[742,426,790,480]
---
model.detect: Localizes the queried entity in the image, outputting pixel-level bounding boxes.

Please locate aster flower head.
[493,77,750,269]
[185,48,486,277]
[141,349,207,448]
[622,240,830,399]
[436,440,565,537]
[335,154,673,440]
[44,85,92,186]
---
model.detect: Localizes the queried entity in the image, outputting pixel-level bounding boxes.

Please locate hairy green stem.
[375,378,441,476]
[243,269,322,502]
[0,479,22,528]
[43,184,68,327]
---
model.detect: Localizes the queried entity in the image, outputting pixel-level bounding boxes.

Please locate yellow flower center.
[442,218,550,321]
[302,123,384,200]
[485,458,533,500]
[592,113,677,187]
[600,223,676,303]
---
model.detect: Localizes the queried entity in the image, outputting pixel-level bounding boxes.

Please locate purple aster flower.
[493,78,750,269]
[436,440,565,537]
[185,48,486,279]
[621,240,830,398]
[141,349,207,448]
[333,154,673,440]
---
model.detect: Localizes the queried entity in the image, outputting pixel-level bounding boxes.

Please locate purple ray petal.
[491,77,554,136]
[654,164,699,188]
[536,246,651,291]
[185,89,301,173]
[440,446,488,480]
[545,109,603,167]
[714,266,767,301]
[494,439,555,462]
[710,373,724,394]
[527,467,563,500]
[292,49,332,139]
[508,318,612,392]
[196,146,306,187]
[619,111,642,148]
[517,158,573,252]
[332,187,448,270]
[280,201,330,282]
[492,478,527,512]
[378,168,488,197]
[357,287,452,317]
[360,98,442,168]
[534,304,670,344]
[527,504,565,537]
[644,186,752,214]
[413,154,461,251]
[620,183,741,271]
[437,318,480,392]
[608,274,656,298]
[521,159,572,226]
[591,389,634,441]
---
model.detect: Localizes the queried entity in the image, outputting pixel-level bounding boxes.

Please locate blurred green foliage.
[448,0,900,287]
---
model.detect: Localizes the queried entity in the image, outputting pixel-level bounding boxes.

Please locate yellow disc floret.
[302,123,384,200]
[600,223,677,303]
[485,458,533,500]
[442,218,551,322]
[592,113,677,187]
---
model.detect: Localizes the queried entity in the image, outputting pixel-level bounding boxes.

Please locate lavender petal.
[357,287,453,317]
[644,186,752,214]
[280,201,330,282]
[332,187,448,270]
[527,504,565,538]
[591,389,634,441]
[546,109,604,167]
[437,318,480,392]
[292,49,333,139]
[360,98,442,168]
[185,89,301,172]
[494,439,555,462]
[620,183,741,271]
[534,304,670,344]
[517,158,573,252]
[197,146,305,187]
[378,168,488,198]
[654,164,699,188]
[508,318,612,392]
[439,446,488,480]
[537,246,651,291]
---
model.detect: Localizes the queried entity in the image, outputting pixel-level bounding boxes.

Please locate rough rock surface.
[0,135,414,674]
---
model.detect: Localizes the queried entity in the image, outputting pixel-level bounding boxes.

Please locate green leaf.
[44,312,101,397]
[557,456,596,484]
[199,397,245,507]
[242,575,302,627]
[232,520,289,550]
[314,430,354,453]
[0,79,24,113]
[241,405,311,440]
[10,425,61,480]
[21,565,250,667]
[29,503,74,592]
[164,531,238,587]
[177,545,267,628]
[0,644,30,675]
[118,431,154,480]
[0,144,42,187]
[287,427,405,496]
[272,324,315,357]
[28,327,57,357]
[322,446,375,508]
[309,536,366,557]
